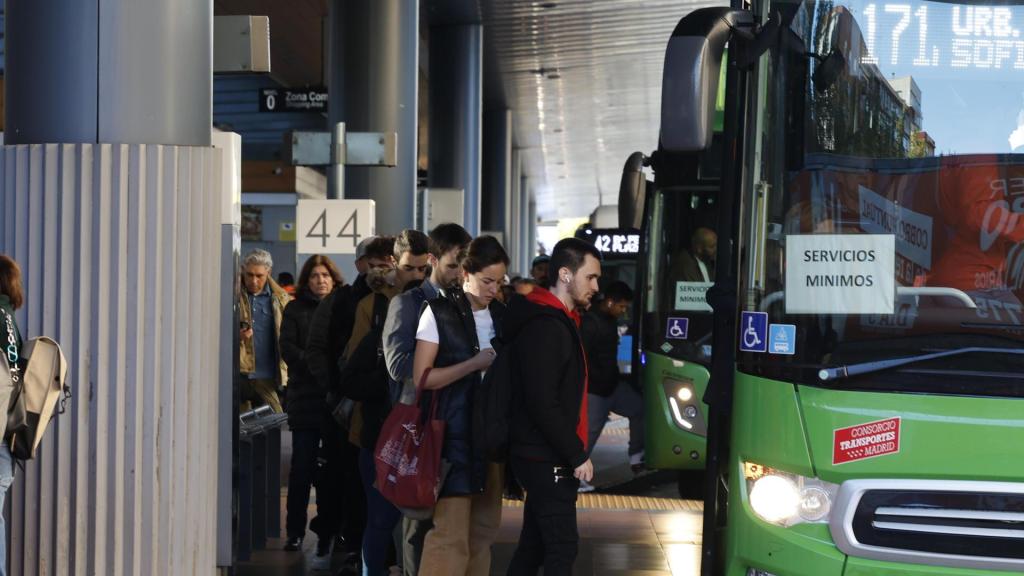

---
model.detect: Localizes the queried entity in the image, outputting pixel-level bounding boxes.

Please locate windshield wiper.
[818,347,1024,381]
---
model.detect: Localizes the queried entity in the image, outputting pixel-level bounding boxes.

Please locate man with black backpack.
[342,230,430,576]
[504,238,601,575]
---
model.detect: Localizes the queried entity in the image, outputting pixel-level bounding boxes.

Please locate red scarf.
[526,287,590,450]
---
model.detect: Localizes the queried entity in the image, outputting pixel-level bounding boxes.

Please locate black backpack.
[472,339,515,462]
[327,293,389,430]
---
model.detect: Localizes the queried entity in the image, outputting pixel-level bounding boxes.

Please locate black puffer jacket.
[280,288,331,429]
[428,289,504,497]
[505,291,588,469]
[304,284,357,401]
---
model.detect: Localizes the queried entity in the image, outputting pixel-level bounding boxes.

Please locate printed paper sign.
[738,311,768,353]
[858,186,933,270]
[665,317,689,340]
[675,282,713,312]
[833,417,901,465]
[785,234,896,315]
[768,324,796,355]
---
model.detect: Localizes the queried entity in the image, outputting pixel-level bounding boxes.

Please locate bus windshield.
[740,0,1024,393]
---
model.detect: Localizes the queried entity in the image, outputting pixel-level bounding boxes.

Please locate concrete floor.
[237,415,702,575]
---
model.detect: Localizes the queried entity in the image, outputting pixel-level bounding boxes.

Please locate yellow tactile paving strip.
[504,495,703,512]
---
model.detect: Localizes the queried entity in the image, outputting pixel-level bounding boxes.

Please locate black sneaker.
[336,552,362,576]
[316,536,332,558]
[283,536,303,552]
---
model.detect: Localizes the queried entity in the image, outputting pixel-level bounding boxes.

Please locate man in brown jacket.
[239,248,291,412]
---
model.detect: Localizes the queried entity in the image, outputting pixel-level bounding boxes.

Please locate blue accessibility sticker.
[665,317,689,340]
[739,311,768,353]
[769,323,796,355]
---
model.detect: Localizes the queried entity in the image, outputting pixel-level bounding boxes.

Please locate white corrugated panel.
[0,143,222,576]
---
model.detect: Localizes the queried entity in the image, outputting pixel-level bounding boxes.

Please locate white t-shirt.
[416,306,495,350]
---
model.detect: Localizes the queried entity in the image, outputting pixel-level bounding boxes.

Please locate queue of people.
[236,225,642,575]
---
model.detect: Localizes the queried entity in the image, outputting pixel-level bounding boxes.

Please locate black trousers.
[286,426,324,539]
[507,457,580,576]
[286,421,366,551]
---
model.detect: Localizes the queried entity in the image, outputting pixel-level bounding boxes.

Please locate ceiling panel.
[481,0,726,220]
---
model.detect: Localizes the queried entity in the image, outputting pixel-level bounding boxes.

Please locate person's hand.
[240,327,253,341]
[574,459,594,483]
[472,349,497,371]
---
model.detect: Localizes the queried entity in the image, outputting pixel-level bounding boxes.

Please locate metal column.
[329,0,419,231]
[6,0,211,146]
[482,109,512,244]
[428,24,483,236]
[2,2,220,574]
[508,149,523,273]
[520,177,532,274]
[528,197,538,267]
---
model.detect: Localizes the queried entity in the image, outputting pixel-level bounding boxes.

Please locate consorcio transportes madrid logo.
[832,417,900,465]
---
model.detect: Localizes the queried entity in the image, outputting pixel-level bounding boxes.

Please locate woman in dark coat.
[412,236,509,576]
[279,255,343,554]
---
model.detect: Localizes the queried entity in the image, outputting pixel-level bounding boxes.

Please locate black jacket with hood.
[505,290,589,469]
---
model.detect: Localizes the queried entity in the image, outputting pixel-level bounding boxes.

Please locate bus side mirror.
[660,8,753,152]
[618,152,649,229]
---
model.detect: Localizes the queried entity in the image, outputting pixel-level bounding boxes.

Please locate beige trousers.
[418,462,505,576]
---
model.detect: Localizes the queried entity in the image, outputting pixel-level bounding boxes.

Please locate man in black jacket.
[505,237,601,575]
[580,281,644,489]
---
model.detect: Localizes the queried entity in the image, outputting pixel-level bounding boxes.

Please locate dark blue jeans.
[358,448,402,576]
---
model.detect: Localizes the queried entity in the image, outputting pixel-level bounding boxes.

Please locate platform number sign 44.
[296,200,376,255]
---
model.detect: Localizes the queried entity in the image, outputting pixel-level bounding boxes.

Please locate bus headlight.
[661,378,707,435]
[744,462,838,527]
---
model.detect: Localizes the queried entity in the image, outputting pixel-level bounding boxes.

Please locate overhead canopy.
[481,0,727,220]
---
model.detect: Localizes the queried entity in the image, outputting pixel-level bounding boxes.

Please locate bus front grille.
[830,479,1024,572]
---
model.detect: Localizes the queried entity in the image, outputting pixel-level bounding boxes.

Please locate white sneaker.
[578,479,595,493]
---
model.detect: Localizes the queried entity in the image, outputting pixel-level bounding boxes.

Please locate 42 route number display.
[296,199,376,255]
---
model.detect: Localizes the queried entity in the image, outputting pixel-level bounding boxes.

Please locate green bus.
[648,1,1024,574]
[631,145,720,497]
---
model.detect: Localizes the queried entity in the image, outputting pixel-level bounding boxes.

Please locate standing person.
[510,277,536,297]
[301,236,393,565]
[0,255,23,576]
[279,255,344,554]
[351,235,378,303]
[414,236,509,576]
[505,238,601,575]
[580,281,644,491]
[278,271,297,296]
[382,223,472,576]
[239,248,291,413]
[529,254,550,286]
[344,230,430,576]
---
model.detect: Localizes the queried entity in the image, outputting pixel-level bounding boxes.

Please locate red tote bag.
[374,369,445,510]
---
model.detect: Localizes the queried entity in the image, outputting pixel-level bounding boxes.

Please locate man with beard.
[382,223,472,576]
[505,237,601,575]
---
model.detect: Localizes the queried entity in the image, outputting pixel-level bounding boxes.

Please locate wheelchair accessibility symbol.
[665,317,689,340]
[739,311,768,353]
